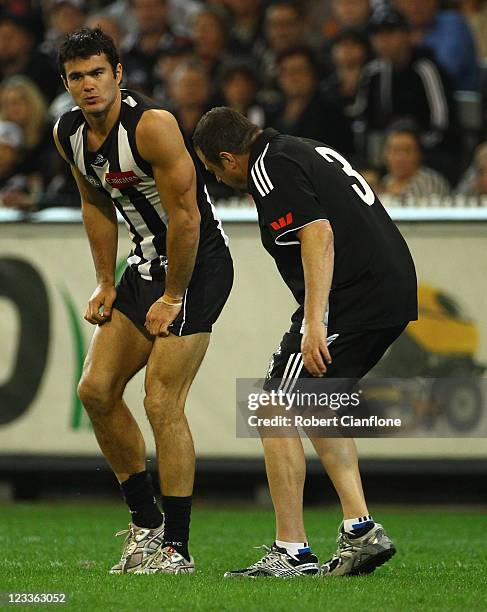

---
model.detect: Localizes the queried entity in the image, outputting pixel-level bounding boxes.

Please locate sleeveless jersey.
[55,89,228,281]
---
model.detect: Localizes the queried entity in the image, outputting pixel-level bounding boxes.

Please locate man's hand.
[85,284,117,325]
[145,295,182,337]
[301,321,332,377]
[1,190,35,210]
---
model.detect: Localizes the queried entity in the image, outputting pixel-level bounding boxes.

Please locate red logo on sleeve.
[105,170,141,189]
[270,212,293,231]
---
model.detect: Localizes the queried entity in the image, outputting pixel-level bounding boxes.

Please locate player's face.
[197,149,248,191]
[63,54,122,117]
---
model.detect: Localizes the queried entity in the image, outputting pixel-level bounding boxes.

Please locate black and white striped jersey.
[55,89,228,281]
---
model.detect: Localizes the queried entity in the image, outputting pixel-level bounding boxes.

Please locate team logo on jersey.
[92,154,107,167]
[105,170,142,189]
[84,174,102,188]
[270,212,293,231]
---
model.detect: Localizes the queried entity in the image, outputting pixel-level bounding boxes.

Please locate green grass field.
[1,504,486,611]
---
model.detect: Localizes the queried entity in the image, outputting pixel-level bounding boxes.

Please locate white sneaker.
[224,544,320,578]
[135,546,195,575]
[321,523,396,576]
[110,522,164,574]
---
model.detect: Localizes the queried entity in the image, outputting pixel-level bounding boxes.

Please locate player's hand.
[145,294,182,337]
[301,321,332,377]
[85,284,117,325]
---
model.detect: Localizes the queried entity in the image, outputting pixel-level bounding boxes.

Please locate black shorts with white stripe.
[263,325,407,392]
[113,253,233,336]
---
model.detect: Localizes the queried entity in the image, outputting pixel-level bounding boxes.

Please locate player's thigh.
[144,332,210,403]
[81,309,153,396]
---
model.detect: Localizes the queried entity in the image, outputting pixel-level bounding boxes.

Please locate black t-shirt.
[248,128,418,333]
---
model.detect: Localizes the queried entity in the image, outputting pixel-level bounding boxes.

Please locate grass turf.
[0,504,486,611]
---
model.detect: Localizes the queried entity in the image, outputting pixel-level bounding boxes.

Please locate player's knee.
[143,388,183,425]
[77,374,118,415]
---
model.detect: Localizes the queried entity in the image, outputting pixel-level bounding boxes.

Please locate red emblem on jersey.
[270,212,293,231]
[105,170,141,189]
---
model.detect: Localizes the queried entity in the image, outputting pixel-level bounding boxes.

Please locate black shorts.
[264,324,407,392]
[113,254,233,336]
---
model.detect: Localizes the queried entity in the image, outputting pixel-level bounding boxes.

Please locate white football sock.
[343,515,374,534]
[275,540,310,558]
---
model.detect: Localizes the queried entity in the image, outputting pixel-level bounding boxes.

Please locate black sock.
[162,495,192,561]
[120,471,163,529]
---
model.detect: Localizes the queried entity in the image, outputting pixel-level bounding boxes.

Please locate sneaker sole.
[224,569,320,578]
[348,545,397,576]
[109,565,143,575]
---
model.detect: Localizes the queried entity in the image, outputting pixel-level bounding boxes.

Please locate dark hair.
[386,118,421,146]
[193,5,230,42]
[193,107,260,165]
[220,60,259,87]
[276,45,321,75]
[58,27,119,78]
[266,0,304,19]
[331,27,370,50]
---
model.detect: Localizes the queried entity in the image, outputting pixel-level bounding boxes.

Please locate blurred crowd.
[2,0,487,211]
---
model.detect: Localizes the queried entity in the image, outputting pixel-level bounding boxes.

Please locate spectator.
[225,0,265,56]
[85,13,124,50]
[266,46,354,154]
[0,120,39,210]
[0,76,53,187]
[121,0,175,95]
[321,28,371,133]
[0,12,59,101]
[153,38,194,106]
[167,59,211,140]
[167,0,202,36]
[219,61,265,126]
[191,5,230,81]
[354,7,459,178]
[259,1,308,86]
[41,0,87,60]
[103,0,133,39]
[460,0,487,61]
[104,0,200,38]
[322,0,371,69]
[264,1,307,55]
[395,0,479,91]
[323,0,371,39]
[165,57,234,199]
[380,121,450,198]
[456,142,487,195]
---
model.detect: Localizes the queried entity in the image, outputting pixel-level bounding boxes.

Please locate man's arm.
[136,110,201,336]
[415,59,449,148]
[53,125,118,325]
[297,220,335,376]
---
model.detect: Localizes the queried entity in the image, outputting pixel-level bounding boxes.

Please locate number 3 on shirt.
[315,146,375,206]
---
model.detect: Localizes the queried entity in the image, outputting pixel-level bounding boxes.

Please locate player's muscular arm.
[53,125,118,326]
[297,220,335,376]
[137,110,201,336]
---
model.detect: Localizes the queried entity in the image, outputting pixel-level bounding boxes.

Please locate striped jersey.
[55,89,228,281]
[382,167,451,199]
